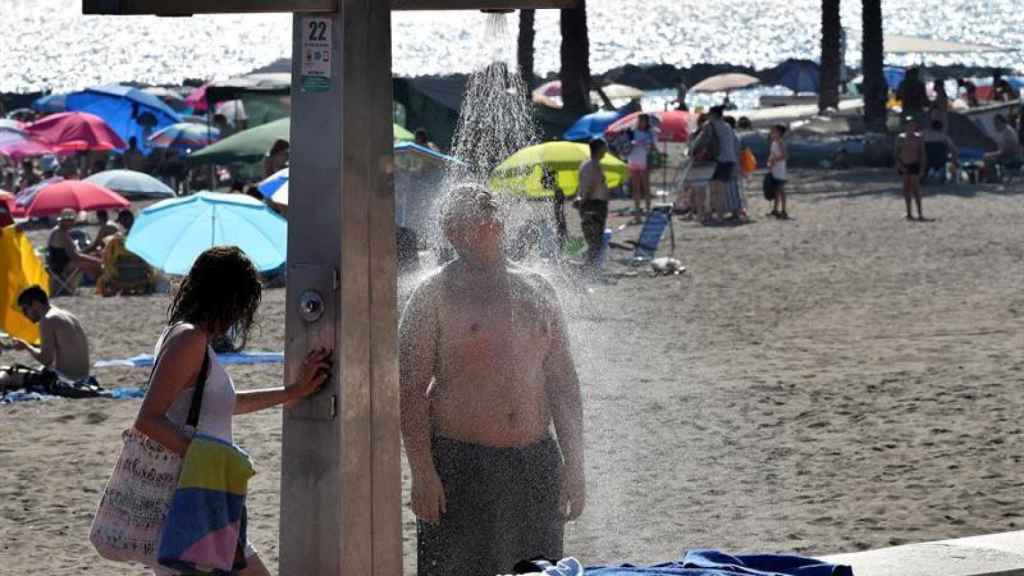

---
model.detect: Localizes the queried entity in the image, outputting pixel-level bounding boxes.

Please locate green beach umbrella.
[490,141,628,199]
[190,118,415,164]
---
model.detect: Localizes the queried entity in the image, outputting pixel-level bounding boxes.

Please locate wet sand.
[2,167,1023,575]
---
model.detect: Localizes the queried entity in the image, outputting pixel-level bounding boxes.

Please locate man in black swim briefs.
[896,117,927,220]
[399,184,586,576]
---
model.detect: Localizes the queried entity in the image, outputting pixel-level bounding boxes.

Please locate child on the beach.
[895,117,927,220]
[767,124,789,219]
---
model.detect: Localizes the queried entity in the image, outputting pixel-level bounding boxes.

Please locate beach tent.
[65,85,181,152]
[0,225,48,345]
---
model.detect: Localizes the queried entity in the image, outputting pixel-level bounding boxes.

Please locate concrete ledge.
[819,531,1024,576]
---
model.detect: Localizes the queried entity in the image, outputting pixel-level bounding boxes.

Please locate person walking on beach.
[134,246,332,576]
[896,117,927,221]
[627,114,657,219]
[767,124,789,219]
[0,285,90,389]
[576,138,611,270]
[705,106,739,224]
[400,184,585,576]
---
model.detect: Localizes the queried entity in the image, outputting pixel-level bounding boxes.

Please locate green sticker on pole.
[301,16,332,92]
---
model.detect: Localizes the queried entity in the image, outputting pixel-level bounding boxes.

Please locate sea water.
[3,0,1023,94]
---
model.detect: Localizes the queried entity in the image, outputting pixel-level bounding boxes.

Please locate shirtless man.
[895,118,927,221]
[399,184,585,576]
[0,285,90,390]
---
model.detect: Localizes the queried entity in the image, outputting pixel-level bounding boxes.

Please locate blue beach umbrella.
[563,108,630,142]
[775,60,820,94]
[257,168,289,204]
[32,93,67,114]
[66,84,181,152]
[884,67,907,90]
[84,169,175,200]
[148,123,220,151]
[126,192,286,275]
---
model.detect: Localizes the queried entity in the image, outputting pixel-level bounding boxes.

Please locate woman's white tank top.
[155,325,236,442]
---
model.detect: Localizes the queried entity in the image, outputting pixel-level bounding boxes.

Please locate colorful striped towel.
[158,434,255,575]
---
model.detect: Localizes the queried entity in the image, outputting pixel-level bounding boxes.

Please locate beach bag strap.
[186,349,210,428]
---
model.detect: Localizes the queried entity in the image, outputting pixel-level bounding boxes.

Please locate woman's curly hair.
[168,246,262,340]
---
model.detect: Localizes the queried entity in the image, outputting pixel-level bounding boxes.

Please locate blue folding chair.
[613,205,675,265]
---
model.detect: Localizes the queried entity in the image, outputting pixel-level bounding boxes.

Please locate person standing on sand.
[399,184,585,576]
[896,118,927,221]
[767,124,789,220]
[576,138,611,270]
[627,114,657,218]
[134,247,332,576]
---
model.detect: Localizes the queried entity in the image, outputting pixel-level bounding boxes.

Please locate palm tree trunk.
[862,0,887,131]
[560,0,591,116]
[819,0,841,113]
[517,9,536,90]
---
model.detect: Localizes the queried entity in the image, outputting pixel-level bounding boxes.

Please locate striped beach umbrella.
[148,123,220,151]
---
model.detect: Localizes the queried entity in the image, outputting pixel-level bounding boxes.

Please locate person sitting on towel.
[399,184,586,576]
[0,285,90,389]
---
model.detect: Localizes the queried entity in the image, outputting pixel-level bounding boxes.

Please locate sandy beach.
[2,167,1023,575]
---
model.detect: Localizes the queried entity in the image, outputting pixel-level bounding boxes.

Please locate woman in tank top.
[134,246,332,576]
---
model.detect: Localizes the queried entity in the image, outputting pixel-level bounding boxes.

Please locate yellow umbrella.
[0,226,49,345]
[490,141,628,199]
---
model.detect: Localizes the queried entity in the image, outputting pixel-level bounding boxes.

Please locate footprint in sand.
[85,412,109,425]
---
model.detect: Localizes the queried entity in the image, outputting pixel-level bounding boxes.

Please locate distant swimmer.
[399,184,585,576]
[896,117,927,221]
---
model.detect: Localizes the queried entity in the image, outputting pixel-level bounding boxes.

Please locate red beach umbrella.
[605,110,692,143]
[26,111,127,152]
[17,180,130,218]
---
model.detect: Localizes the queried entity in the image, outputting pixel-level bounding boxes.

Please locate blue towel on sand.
[94,351,284,369]
[1,386,144,404]
[585,550,852,576]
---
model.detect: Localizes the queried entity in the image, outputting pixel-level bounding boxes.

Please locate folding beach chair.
[612,205,675,266]
[42,248,81,297]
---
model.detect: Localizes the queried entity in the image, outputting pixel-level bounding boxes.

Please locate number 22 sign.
[301,16,332,80]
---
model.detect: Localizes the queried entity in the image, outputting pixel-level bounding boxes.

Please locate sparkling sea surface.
[2,0,1022,93]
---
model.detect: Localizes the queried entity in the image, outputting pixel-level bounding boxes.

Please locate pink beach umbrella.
[0,130,55,161]
[16,179,130,218]
[26,111,127,153]
[184,82,211,112]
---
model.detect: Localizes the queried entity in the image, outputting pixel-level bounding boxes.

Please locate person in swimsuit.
[134,246,332,576]
[47,209,104,281]
[896,117,927,221]
[400,184,585,576]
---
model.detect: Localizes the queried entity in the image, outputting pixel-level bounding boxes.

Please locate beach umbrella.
[85,169,176,200]
[0,119,26,134]
[691,73,760,93]
[148,123,220,151]
[15,179,130,218]
[26,111,126,152]
[184,82,211,112]
[564,109,631,142]
[605,110,691,143]
[189,117,290,165]
[775,60,820,94]
[259,142,457,206]
[5,109,35,122]
[532,80,645,109]
[126,192,287,275]
[142,87,188,111]
[490,141,629,199]
[32,93,67,114]
[257,168,290,205]
[0,130,55,161]
[190,117,416,165]
[65,84,181,151]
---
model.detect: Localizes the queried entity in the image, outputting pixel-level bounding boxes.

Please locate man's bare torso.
[898,132,924,164]
[423,261,558,448]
